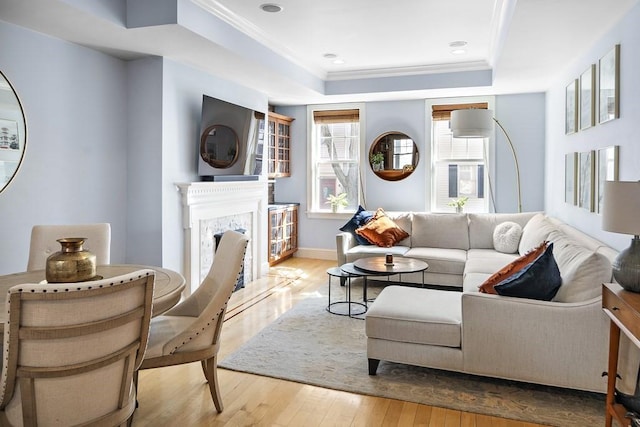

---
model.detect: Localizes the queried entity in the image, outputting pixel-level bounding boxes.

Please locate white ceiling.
[0,0,637,105]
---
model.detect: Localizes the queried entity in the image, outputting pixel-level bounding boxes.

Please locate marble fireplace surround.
[177,181,269,295]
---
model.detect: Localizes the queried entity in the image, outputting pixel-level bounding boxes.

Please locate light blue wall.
[0,20,129,275]
[0,20,270,275]
[158,59,269,272]
[545,1,640,252]
[494,93,546,213]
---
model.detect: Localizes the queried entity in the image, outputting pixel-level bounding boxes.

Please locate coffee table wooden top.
[353,257,428,275]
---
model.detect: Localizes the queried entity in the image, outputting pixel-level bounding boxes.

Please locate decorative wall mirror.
[369,131,419,181]
[0,70,27,195]
[200,124,239,169]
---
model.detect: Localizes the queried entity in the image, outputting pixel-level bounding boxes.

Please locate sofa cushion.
[519,213,556,255]
[493,221,523,254]
[387,212,413,246]
[468,212,539,249]
[494,243,562,301]
[462,272,491,292]
[366,286,462,348]
[547,229,613,302]
[464,250,519,276]
[404,247,467,275]
[356,208,409,247]
[478,241,549,294]
[411,213,469,250]
[339,205,374,245]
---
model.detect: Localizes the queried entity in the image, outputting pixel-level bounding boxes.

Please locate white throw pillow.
[493,221,523,254]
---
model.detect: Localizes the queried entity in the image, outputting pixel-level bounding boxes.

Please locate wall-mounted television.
[198,95,266,181]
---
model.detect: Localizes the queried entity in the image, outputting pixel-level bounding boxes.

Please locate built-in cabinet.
[267,112,294,178]
[268,203,298,265]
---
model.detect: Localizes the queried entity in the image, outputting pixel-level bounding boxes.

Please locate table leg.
[606,320,621,427]
[363,276,368,306]
[327,274,332,310]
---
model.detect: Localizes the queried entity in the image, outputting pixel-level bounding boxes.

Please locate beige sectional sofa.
[336,212,639,393]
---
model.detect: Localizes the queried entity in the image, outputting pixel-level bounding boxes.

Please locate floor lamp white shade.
[450,109,494,138]
[449,109,522,213]
[602,180,640,291]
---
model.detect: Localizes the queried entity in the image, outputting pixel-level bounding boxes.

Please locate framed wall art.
[580,65,595,130]
[565,80,578,134]
[578,150,595,212]
[599,44,620,124]
[595,145,619,214]
[565,153,577,205]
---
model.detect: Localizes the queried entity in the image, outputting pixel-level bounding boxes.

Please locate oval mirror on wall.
[369,132,419,181]
[200,124,239,169]
[0,70,27,195]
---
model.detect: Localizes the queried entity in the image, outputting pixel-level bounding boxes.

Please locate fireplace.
[176,181,269,295]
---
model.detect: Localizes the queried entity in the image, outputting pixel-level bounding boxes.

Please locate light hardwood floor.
[132,257,546,427]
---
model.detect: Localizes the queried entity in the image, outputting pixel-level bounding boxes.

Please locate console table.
[602,282,640,427]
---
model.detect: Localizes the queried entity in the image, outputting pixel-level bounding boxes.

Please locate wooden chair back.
[0,269,154,426]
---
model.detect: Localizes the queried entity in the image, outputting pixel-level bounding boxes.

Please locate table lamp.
[602,180,640,292]
[450,109,522,213]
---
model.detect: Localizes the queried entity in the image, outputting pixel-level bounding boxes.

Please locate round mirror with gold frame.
[200,124,239,169]
[0,70,27,195]
[369,131,418,181]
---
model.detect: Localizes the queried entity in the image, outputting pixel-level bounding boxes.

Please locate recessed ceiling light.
[332,58,345,65]
[323,53,338,59]
[451,49,467,55]
[449,41,467,48]
[260,3,283,13]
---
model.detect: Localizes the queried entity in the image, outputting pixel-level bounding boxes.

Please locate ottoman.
[365,285,463,374]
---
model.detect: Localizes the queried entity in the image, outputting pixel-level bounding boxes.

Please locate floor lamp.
[450,109,522,213]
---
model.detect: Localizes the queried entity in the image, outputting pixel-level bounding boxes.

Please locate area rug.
[219,293,605,426]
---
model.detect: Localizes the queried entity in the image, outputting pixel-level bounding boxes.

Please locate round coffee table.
[353,257,429,279]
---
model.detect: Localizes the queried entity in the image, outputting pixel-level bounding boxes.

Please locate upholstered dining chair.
[136,230,249,413]
[0,269,155,427]
[27,223,111,271]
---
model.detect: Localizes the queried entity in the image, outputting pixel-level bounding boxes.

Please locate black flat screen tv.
[198,95,265,180]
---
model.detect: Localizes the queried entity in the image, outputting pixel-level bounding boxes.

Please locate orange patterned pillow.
[478,241,549,294]
[355,208,409,248]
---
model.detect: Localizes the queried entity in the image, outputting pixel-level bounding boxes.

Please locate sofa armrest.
[336,232,355,266]
[461,292,639,393]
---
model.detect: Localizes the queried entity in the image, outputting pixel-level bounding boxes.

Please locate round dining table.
[0,264,185,324]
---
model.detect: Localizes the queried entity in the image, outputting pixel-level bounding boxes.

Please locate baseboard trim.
[294,248,337,261]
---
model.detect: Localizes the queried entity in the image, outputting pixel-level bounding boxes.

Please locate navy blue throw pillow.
[494,243,562,301]
[339,205,373,245]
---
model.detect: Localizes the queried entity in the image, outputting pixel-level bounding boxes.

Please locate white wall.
[545,1,640,252]
[0,20,129,275]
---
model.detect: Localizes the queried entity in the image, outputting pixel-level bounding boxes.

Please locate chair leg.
[202,356,223,413]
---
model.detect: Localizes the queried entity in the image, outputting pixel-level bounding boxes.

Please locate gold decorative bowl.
[45,237,97,283]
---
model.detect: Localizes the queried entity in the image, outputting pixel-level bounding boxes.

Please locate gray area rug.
[220,292,605,426]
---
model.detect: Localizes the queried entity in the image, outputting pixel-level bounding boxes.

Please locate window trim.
[425,96,495,213]
[306,103,366,219]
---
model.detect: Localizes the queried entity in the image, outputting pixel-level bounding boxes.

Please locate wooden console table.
[602,282,640,427]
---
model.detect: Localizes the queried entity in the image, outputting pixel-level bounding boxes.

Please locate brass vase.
[45,238,97,283]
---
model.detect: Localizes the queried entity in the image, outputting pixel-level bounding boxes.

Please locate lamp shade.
[450,109,494,138]
[602,181,640,236]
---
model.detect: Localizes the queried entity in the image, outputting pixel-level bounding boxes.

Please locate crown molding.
[325,61,491,81]
[191,0,326,78]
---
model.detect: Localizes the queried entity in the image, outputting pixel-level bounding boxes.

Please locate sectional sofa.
[336,211,639,393]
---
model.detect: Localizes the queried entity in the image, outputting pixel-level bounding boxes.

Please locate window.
[431,103,490,213]
[308,105,364,214]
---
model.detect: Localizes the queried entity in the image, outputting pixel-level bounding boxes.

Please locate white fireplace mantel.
[176,181,269,295]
